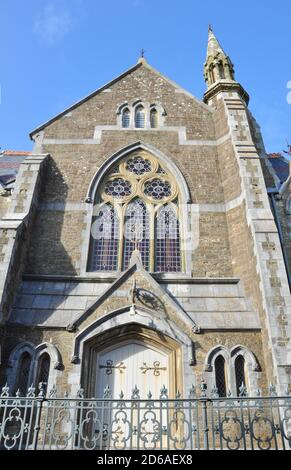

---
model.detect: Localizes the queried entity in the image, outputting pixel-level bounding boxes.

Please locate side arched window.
[36,353,51,394]
[235,355,246,396]
[16,352,32,396]
[215,355,227,397]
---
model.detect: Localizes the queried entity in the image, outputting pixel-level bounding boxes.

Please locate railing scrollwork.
[0,381,290,450]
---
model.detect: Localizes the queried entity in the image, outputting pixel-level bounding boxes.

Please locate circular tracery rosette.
[101,175,137,203]
[100,153,177,204]
[120,154,159,179]
[141,175,177,204]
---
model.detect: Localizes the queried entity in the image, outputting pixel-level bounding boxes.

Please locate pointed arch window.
[36,353,51,394]
[16,352,32,396]
[235,355,246,396]
[123,199,150,270]
[150,108,158,128]
[215,355,227,397]
[122,108,130,128]
[155,205,181,272]
[89,151,182,273]
[135,105,145,128]
[91,204,120,271]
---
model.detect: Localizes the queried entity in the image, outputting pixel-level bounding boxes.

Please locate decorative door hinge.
[140,361,167,376]
[99,360,126,375]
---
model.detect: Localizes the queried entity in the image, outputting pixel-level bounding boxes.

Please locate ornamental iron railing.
[0,381,291,451]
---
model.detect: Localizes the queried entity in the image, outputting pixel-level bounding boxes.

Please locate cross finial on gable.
[138,49,147,64]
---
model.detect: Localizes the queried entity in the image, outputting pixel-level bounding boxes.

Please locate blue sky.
[0,0,290,153]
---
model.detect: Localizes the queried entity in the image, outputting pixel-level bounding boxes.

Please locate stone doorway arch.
[81,323,183,399]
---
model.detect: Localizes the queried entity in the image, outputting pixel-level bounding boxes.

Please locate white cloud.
[34,3,73,46]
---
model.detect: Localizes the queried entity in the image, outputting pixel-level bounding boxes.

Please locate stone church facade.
[0,28,290,400]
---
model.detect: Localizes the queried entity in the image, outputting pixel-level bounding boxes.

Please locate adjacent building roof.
[0,150,31,190]
[266,153,290,184]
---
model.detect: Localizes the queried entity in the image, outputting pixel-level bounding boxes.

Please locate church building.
[0,27,290,403]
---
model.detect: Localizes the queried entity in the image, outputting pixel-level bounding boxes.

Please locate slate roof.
[0,150,31,190]
[267,153,289,184]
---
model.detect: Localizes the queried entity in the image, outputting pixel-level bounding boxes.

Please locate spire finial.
[204,25,235,89]
[138,48,147,64]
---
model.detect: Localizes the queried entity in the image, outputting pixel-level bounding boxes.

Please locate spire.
[207,25,226,60]
[203,26,249,105]
[204,26,235,89]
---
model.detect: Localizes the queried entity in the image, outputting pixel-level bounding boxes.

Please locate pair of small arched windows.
[15,351,50,396]
[215,355,246,397]
[122,106,158,129]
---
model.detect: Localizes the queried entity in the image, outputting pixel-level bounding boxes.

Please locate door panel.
[96,342,169,399]
[94,342,170,449]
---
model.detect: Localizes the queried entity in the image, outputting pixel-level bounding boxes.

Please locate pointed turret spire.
[207,25,225,59]
[204,26,235,88]
[203,26,249,105]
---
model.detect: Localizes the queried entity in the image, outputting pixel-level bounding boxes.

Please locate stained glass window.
[215,356,227,397]
[122,108,130,128]
[155,206,181,272]
[144,178,172,200]
[91,205,119,271]
[235,356,246,396]
[16,352,31,396]
[90,151,182,273]
[135,105,145,128]
[123,199,150,270]
[157,166,166,174]
[104,178,132,198]
[126,156,152,176]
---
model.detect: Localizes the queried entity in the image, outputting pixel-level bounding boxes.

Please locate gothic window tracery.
[123,199,150,270]
[155,205,181,272]
[91,204,120,271]
[90,151,182,273]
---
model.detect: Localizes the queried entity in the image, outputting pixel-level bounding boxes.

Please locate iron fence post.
[201,399,210,450]
[32,385,46,450]
[199,378,210,450]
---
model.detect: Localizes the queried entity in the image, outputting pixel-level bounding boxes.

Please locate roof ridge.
[1,151,31,156]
